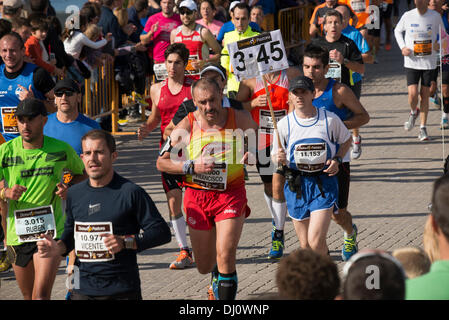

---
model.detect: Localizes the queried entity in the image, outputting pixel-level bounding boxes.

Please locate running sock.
[217,271,238,300]
[420,125,426,129]
[171,215,189,250]
[263,192,275,218]
[272,199,287,231]
[443,97,449,114]
[352,135,361,143]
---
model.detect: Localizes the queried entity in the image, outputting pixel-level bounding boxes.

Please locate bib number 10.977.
[228,30,289,81]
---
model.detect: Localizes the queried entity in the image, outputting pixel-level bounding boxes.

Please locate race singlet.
[74,221,114,262]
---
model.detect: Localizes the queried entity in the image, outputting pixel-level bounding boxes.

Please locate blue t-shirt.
[43,113,101,156]
[342,25,370,84]
[217,21,261,43]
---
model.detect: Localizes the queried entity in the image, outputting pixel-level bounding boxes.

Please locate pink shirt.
[144,12,181,63]
[195,19,223,38]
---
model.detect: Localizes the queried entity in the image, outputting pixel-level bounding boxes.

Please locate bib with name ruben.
[14,205,56,242]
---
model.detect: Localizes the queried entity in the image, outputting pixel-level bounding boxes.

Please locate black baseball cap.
[288,76,315,92]
[15,98,47,117]
[53,78,81,94]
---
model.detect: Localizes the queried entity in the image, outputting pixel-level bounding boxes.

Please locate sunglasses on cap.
[54,90,76,97]
[179,8,194,15]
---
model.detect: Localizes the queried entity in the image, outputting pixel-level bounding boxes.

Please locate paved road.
[0,11,445,301]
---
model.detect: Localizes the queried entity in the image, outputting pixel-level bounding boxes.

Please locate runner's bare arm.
[138,83,162,140]
[203,28,222,63]
[335,83,370,129]
[163,120,175,141]
[235,79,254,112]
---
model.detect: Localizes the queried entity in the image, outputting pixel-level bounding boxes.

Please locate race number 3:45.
[227,30,289,81]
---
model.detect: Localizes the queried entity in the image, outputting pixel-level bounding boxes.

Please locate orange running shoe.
[169,249,195,269]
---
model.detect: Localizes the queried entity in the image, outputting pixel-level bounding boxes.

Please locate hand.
[55,182,68,200]
[190,59,204,70]
[101,234,124,254]
[124,23,137,36]
[193,155,215,174]
[135,42,147,52]
[150,22,159,35]
[5,185,27,200]
[402,47,412,56]
[37,233,60,258]
[274,148,286,166]
[137,123,150,141]
[329,49,344,64]
[251,94,268,108]
[105,32,113,42]
[323,159,340,176]
[17,85,34,101]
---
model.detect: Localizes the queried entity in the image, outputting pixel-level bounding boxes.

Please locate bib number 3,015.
[228,30,289,81]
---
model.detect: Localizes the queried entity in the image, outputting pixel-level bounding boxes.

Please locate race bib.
[74,221,114,262]
[259,109,287,134]
[294,143,327,172]
[192,162,228,191]
[1,107,18,134]
[351,0,366,13]
[325,59,341,82]
[14,205,56,243]
[414,39,432,57]
[185,54,200,76]
[154,63,168,81]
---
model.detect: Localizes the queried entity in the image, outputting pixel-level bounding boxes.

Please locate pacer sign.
[228,30,289,81]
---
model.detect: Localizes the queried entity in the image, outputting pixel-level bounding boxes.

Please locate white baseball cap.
[179,0,198,11]
[229,1,242,12]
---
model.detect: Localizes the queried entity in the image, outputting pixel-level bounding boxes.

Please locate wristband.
[182,160,195,175]
[0,188,6,202]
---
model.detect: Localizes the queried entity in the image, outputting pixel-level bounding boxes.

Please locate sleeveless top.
[157,78,193,143]
[250,70,289,150]
[285,108,337,173]
[184,108,245,191]
[0,63,45,141]
[312,79,352,121]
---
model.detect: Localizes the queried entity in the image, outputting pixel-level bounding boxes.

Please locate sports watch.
[332,156,343,164]
[124,236,135,250]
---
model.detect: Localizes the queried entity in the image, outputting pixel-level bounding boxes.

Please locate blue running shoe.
[342,224,358,261]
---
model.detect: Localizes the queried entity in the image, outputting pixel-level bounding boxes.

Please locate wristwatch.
[124,236,135,250]
[332,156,343,164]
[343,58,349,65]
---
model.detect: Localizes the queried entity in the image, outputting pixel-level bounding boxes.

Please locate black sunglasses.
[54,90,76,97]
[179,8,193,15]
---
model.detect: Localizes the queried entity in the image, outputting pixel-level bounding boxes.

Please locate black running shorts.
[405,68,433,87]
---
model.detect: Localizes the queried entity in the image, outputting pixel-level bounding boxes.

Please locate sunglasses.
[54,90,76,97]
[179,8,193,15]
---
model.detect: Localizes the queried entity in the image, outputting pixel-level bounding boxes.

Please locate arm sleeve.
[172,100,194,126]
[133,188,171,252]
[394,13,407,50]
[81,34,108,50]
[60,194,75,253]
[25,43,55,73]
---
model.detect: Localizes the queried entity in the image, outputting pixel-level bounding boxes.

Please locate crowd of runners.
[0,0,448,301]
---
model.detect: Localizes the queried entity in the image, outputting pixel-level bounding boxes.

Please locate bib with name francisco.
[184,108,245,191]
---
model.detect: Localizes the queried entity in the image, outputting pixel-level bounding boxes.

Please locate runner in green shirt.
[0,98,86,300]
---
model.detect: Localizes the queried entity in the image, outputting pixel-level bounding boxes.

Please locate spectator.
[251,0,276,30]
[97,0,133,49]
[24,15,64,77]
[216,1,261,44]
[406,175,449,299]
[250,5,264,30]
[423,215,440,263]
[342,250,406,300]
[276,249,340,300]
[127,0,149,43]
[392,247,431,279]
[11,17,32,43]
[2,0,23,22]
[63,14,111,61]
[196,0,224,38]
